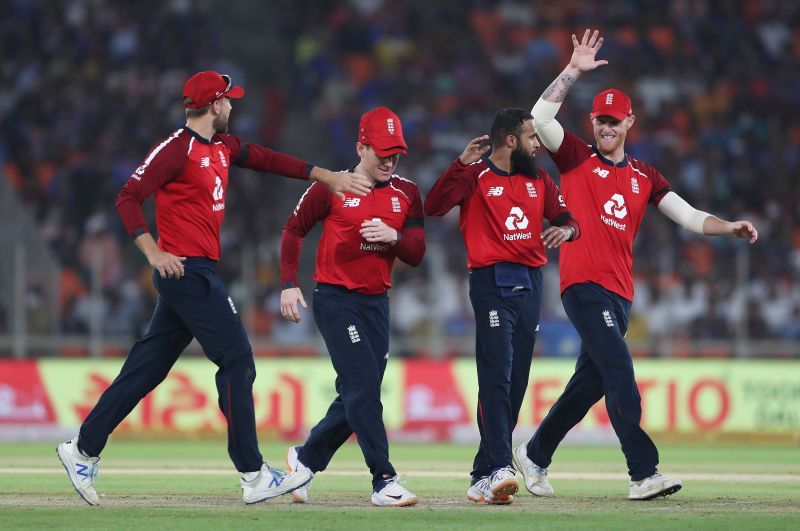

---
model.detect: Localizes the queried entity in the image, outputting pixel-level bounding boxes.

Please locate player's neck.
[598,145,626,164]
[185,118,215,142]
[354,162,379,187]
[488,151,511,172]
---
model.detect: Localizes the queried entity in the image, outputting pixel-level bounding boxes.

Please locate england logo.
[386,118,395,134]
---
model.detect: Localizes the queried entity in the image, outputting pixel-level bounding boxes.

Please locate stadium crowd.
[2,0,798,354]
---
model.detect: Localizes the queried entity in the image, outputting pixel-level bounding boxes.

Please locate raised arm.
[532,29,608,152]
[658,192,758,243]
[423,136,486,216]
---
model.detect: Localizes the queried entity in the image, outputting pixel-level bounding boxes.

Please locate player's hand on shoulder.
[311,167,372,200]
[280,287,307,323]
[541,225,573,249]
[570,29,609,72]
[730,220,758,244]
[360,219,399,244]
[459,135,491,165]
[147,249,186,279]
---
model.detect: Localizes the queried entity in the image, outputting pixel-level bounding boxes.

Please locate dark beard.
[510,146,538,177]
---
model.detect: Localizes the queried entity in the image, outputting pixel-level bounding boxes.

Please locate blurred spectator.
[2,0,798,357]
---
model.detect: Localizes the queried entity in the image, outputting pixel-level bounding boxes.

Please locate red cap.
[358,106,408,157]
[590,88,633,121]
[182,71,245,109]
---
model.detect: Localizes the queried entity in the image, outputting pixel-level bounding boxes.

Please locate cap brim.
[226,86,245,99]
[372,145,408,157]
[590,110,629,121]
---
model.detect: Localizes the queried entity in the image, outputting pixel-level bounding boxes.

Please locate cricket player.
[513,30,758,501]
[279,106,425,507]
[56,70,372,506]
[425,108,580,504]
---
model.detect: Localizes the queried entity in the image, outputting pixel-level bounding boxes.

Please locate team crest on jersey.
[526,182,537,198]
[391,196,401,212]
[218,151,227,168]
[593,167,610,178]
[343,197,361,207]
[487,186,504,197]
[631,177,640,194]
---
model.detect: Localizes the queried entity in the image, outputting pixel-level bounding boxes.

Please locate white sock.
[242,470,260,482]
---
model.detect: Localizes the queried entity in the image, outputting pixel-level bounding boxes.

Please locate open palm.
[570,29,608,72]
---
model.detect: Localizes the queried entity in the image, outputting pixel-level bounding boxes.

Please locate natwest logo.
[600,193,627,231]
[603,194,627,219]
[504,207,529,230]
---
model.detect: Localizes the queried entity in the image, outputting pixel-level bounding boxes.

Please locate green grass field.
[0,440,798,530]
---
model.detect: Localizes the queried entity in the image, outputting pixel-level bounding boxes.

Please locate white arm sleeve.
[657,191,710,234]
[531,98,565,152]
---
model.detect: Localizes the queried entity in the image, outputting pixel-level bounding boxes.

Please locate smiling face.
[592,114,635,159]
[356,143,400,184]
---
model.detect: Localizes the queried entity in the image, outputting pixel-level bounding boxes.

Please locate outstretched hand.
[730,221,758,244]
[312,168,372,200]
[570,29,608,72]
[459,135,491,165]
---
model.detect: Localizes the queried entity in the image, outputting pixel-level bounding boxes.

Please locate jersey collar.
[348,164,392,188]
[184,126,212,144]
[591,146,628,168]
[482,156,511,177]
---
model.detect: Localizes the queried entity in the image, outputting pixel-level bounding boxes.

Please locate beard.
[510,145,538,177]
[213,113,229,134]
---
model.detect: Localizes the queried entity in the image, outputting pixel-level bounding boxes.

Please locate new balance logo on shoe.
[76,463,92,478]
[268,476,284,488]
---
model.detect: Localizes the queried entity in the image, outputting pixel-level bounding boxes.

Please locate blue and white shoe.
[371,475,418,507]
[241,463,313,504]
[286,446,312,503]
[56,437,100,506]
[489,466,519,499]
[467,475,513,505]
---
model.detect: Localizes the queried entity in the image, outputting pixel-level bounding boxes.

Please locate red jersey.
[424,158,579,269]
[115,127,312,260]
[281,175,425,295]
[550,130,671,300]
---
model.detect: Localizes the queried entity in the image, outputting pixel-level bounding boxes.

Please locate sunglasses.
[212,74,233,101]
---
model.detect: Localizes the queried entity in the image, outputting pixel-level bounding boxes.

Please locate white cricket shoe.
[489,466,519,499]
[628,471,682,500]
[241,462,313,504]
[56,437,100,506]
[513,443,555,497]
[467,475,513,505]
[371,476,418,507]
[286,446,312,503]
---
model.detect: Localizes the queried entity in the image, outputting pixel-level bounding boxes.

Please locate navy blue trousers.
[298,283,395,486]
[526,282,659,480]
[78,258,263,472]
[469,264,542,480]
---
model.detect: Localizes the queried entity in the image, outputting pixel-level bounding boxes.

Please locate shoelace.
[491,467,516,481]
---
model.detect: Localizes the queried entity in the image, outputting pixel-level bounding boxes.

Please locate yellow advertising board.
[30,358,800,439]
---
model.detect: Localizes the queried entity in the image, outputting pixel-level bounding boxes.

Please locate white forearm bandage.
[531,98,565,152]
[657,191,710,234]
